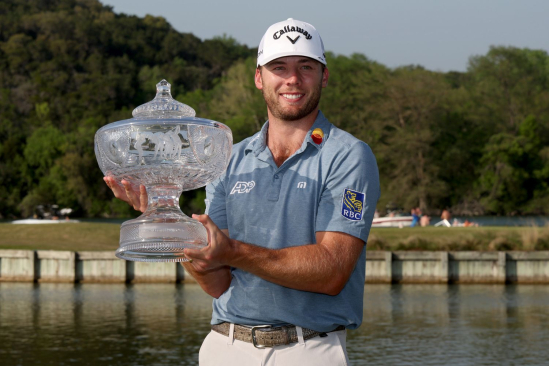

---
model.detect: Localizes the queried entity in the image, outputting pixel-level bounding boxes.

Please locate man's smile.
[281,93,304,100]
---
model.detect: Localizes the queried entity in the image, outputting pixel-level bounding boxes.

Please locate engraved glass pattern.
[94,80,232,262]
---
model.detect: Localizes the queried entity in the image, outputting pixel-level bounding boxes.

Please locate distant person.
[420,215,430,227]
[441,209,451,221]
[410,207,420,227]
[434,209,452,227]
[463,220,479,227]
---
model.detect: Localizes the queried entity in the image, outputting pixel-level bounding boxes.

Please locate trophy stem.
[116,184,208,262]
[143,184,185,218]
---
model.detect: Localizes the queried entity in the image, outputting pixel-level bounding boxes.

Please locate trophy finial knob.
[132,79,196,119]
[156,79,171,96]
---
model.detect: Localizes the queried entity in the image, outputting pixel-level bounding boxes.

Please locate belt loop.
[296,326,305,346]
[227,323,235,345]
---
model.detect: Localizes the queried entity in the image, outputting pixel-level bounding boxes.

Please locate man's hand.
[181,214,234,298]
[103,176,148,212]
[183,214,235,272]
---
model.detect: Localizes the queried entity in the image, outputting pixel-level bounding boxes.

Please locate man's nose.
[285,67,302,85]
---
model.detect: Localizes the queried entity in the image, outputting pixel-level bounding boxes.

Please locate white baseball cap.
[257,18,327,67]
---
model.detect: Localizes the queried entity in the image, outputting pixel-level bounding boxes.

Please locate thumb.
[192,213,214,228]
[192,213,213,246]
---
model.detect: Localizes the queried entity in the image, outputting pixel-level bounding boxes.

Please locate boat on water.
[10,205,78,224]
[372,216,413,228]
[11,218,80,224]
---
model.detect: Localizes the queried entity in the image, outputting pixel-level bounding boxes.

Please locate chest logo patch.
[230,181,256,194]
[342,188,365,221]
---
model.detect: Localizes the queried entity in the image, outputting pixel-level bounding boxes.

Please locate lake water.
[1,283,549,365]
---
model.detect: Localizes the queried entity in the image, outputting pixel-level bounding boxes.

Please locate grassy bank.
[0,223,119,251]
[368,226,549,251]
[1,223,549,252]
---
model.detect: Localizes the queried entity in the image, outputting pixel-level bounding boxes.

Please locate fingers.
[139,185,148,212]
[183,249,209,272]
[184,246,205,261]
[184,214,231,272]
[103,177,148,213]
[104,177,129,202]
[184,214,213,266]
[121,180,148,212]
[184,254,216,273]
[122,180,139,210]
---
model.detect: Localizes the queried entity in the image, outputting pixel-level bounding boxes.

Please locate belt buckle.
[250,325,275,349]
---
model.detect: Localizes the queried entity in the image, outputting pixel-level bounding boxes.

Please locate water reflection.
[352,284,549,365]
[0,283,212,365]
[1,283,549,365]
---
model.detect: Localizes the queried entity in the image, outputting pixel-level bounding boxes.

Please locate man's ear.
[255,67,263,90]
[322,66,329,88]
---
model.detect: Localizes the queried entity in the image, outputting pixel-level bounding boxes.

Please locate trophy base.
[116,214,207,262]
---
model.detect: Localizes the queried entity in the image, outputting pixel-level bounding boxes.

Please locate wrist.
[224,238,240,267]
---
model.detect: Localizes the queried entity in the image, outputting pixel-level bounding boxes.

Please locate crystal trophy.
[94,80,232,262]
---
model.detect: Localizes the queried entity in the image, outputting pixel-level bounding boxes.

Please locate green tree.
[373,67,452,212]
[476,115,548,214]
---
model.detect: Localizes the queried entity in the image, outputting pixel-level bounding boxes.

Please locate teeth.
[282,94,303,100]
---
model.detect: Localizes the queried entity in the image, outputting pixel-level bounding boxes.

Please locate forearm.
[227,237,357,295]
[230,242,334,293]
[185,216,364,296]
[180,262,232,299]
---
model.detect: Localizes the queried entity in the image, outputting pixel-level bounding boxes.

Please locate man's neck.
[266,109,319,167]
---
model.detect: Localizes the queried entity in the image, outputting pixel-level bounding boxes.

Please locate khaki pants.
[199,325,349,366]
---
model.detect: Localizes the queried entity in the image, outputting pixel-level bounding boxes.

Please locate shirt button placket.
[267,173,282,201]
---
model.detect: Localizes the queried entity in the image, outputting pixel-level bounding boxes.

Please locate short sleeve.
[205,176,228,230]
[315,142,380,243]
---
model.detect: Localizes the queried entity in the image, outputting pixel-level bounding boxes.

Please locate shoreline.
[1,249,549,284]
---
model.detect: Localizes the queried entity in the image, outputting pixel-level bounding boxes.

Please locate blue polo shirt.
[205,111,380,332]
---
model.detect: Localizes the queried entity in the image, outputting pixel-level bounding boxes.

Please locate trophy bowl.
[94,80,232,262]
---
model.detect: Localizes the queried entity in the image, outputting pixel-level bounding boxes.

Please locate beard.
[261,78,323,121]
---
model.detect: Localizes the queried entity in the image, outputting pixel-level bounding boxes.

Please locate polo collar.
[245,110,331,156]
[245,121,270,156]
[304,111,331,151]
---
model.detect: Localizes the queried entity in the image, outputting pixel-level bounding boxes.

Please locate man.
[106,18,379,365]
[410,207,420,227]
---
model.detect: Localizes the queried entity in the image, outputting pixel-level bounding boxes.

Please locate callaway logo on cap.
[257,18,327,66]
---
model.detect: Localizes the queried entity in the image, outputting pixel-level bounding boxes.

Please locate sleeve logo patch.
[342,188,365,221]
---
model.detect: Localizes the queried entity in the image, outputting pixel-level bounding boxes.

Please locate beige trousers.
[198,325,349,366]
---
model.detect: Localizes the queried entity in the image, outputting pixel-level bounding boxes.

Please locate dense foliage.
[0,0,254,218]
[1,0,548,218]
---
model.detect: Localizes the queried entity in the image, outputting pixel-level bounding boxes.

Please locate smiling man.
[185,18,380,365]
[106,18,380,366]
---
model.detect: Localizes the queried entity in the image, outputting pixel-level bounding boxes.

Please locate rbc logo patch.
[230,181,256,194]
[341,188,365,221]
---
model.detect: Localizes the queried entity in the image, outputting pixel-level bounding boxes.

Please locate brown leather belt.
[211,322,345,348]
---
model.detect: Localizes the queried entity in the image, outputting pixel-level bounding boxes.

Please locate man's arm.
[185,215,364,296]
[180,263,232,298]
[181,229,232,299]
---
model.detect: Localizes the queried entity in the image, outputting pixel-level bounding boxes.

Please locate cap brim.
[258,51,327,66]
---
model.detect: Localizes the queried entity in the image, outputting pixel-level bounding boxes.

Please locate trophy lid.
[132,79,196,119]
